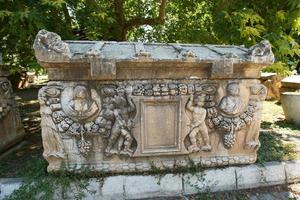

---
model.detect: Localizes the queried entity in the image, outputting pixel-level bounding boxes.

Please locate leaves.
[263,62,292,77]
[0,0,300,75]
[276,10,286,22]
[41,0,66,7]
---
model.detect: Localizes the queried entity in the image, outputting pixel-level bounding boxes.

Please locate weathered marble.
[34,30,274,172]
[0,54,25,152]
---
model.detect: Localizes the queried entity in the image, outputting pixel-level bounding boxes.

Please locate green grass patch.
[257,132,298,163]
[262,101,300,135]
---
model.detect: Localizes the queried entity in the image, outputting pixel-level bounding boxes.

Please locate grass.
[257,101,300,163]
[261,101,300,135]
[257,132,298,163]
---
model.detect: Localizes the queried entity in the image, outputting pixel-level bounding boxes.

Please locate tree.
[209,0,300,75]
[1,0,300,75]
[0,0,170,74]
[68,0,169,41]
[129,0,300,75]
[0,0,76,74]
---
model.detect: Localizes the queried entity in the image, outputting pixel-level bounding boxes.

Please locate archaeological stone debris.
[0,53,25,152]
[33,30,274,172]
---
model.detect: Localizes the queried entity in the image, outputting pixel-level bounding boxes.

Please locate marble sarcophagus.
[34,30,274,172]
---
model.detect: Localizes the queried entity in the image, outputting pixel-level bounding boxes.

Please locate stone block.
[159,174,183,196]
[285,160,300,183]
[123,174,183,199]
[262,162,286,185]
[236,162,286,189]
[101,176,125,199]
[124,176,161,199]
[183,167,236,194]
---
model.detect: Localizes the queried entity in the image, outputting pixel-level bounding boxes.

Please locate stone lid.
[281,75,300,89]
[33,30,274,80]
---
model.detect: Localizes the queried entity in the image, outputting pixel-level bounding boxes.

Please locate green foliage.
[1,0,300,75]
[209,0,300,73]
[128,0,217,43]
[0,0,75,74]
[263,62,292,77]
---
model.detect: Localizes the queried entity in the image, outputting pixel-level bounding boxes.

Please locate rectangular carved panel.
[141,100,180,154]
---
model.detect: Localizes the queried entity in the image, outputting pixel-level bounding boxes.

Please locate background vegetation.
[0,0,300,75]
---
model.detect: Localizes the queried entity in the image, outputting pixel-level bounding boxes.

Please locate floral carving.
[132,83,217,98]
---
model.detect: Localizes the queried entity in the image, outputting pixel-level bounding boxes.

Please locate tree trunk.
[114,0,168,41]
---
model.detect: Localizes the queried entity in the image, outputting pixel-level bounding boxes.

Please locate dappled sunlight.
[262,101,285,124]
[259,100,300,162]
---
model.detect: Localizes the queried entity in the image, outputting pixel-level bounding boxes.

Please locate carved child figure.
[105,87,136,156]
[186,94,211,152]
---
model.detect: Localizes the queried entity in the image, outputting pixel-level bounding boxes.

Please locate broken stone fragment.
[33,29,72,62]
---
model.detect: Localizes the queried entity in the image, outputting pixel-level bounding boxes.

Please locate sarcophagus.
[34,30,274,172]
[0,54,25,152]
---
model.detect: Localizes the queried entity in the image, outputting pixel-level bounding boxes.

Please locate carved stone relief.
[0,76,25,153]
[33,29,71,61]
[245,83,267,149]
[132,83,217,107]
[39,80,267,172]
[39,83,136,158]
[0,78,13,119]
[205,82,267,149]
[185,94,211,152]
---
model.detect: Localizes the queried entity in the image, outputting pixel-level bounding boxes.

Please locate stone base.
[1,160,299,199]
[51,155,257,173]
